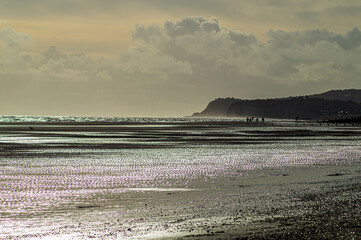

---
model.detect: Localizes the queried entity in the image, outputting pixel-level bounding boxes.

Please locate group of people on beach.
[246,117,264,123]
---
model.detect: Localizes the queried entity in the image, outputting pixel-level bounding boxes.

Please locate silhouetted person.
[262,117,264,123]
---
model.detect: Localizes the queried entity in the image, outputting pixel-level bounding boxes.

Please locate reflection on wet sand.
[0,118,360,239]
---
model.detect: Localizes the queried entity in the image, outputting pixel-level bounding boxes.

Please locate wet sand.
[171,166,361,240]
[0,119,360,239]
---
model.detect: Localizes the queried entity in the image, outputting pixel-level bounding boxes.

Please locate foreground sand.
[0,119,360,239]
[167,166,361,239]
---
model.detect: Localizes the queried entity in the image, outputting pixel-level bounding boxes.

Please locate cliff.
[310,89,361,103]
[192,98,239,117]
[192,89,361,119]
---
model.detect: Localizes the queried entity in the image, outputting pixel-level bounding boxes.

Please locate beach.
[0,117,360,239]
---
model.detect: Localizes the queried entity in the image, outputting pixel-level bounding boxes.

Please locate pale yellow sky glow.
[1,0,361,117]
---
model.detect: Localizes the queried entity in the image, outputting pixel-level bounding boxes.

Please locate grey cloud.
[43,46,67,62]
[133,17,259,63]
[268,28,361,50]
[326,5,361,16]
[132,25,163,43]
[129,17,361,97]
[164,17,220,37]
[0,27,32,48]
[4,18,361,88]
[1,18,361,117]
[0,0,236,18]
[0,27,33,73]
[229,30,258,46]
[0,34,113,82]
[96,70,111,82]
[118,45,192,76]
[334,28,361,50]
[1,0,360,36]
[38,59,88,82]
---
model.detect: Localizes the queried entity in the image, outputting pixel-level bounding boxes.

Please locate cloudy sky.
[1,0,361,117]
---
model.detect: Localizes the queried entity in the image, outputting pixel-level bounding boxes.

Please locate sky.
[1,0,361,117]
